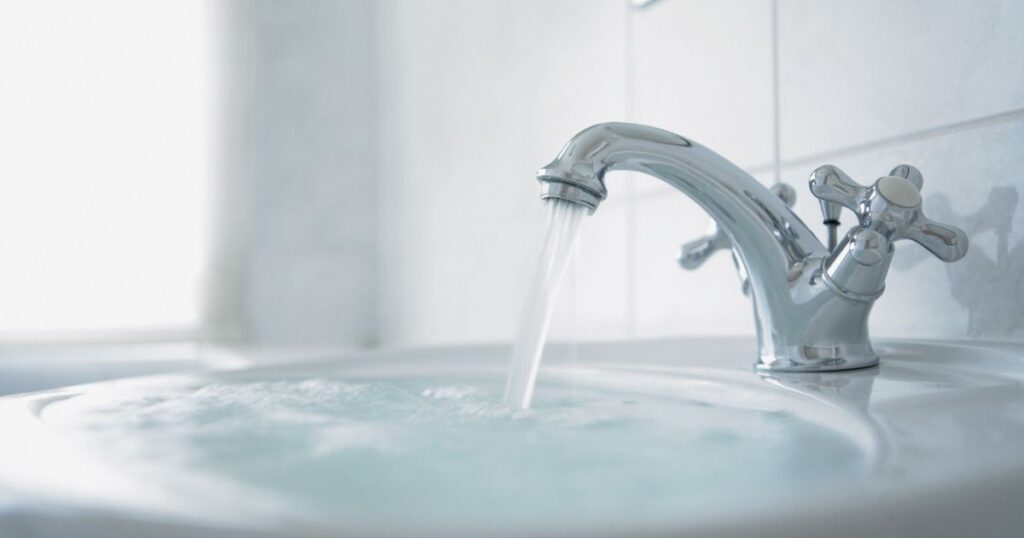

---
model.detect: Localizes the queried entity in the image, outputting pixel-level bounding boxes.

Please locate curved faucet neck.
[538,122,828,291]
[537,123,890,372]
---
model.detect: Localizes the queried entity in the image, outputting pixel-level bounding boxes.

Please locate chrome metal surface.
[814,166,850,251]
[678,182,796,296]
[537,123,969,372]
[809,164,969,263]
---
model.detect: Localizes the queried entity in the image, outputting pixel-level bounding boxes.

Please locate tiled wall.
[378,0,1024,347]
[213,0,379,346]
[376,0,627,345]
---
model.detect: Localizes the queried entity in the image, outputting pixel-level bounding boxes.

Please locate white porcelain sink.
[1,337,1023,537]
[0,343,203,396]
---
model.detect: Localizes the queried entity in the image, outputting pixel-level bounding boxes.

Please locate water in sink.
[26,367,866,534]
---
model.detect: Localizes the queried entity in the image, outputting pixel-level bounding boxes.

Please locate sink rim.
[0,336,1023,538]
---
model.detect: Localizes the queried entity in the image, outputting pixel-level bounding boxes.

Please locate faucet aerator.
[536,161,607,213]
[537,180,602,213]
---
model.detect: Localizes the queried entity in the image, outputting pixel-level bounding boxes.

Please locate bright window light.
[0,0,214,339]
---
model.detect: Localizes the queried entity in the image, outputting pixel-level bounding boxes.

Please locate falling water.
[504,199,588,409]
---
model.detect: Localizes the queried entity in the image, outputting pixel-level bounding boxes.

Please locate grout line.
[604,107,1024,196]
[624,104,1024,205]
[770,0,781,184]
[776,107,1024,173]
[623,3,637,338]
[616,107,1024,203]
[627,0,665,8]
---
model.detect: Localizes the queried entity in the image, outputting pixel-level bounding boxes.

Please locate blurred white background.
[0,0,212,340]
[1,0,1022,356]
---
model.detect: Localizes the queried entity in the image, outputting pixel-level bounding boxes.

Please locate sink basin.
[1,337,1023,537]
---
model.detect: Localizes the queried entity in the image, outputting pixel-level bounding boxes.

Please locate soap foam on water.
[33,372,866,533]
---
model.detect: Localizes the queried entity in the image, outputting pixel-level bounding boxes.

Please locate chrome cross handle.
[677,219,731,270]
[809,164,968,262]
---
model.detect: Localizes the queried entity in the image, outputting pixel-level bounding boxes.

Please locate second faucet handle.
[677,220,730,270]
[678,183,796,296]
[678,182,796,269]
[811,164,968,262]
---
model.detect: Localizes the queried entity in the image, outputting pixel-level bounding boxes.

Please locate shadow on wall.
[893,186,1023,339]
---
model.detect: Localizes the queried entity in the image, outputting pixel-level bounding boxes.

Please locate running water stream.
[504,199,588,409]
[2,191,870,531]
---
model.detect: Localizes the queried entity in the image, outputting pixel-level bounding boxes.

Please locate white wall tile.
[377,0,628,346]
[778,0,1024,159]
[215,0,378,346]
[631,184,762,338]
[247,250,377,345]
[631,0,775,195]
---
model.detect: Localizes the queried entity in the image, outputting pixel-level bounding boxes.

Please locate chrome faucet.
[537,122,968,372]
[678,182,796,297]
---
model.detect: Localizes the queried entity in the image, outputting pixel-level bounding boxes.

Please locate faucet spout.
[539,122,827,264]
[537,122,879,372]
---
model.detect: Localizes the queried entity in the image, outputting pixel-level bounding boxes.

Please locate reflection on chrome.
[537,122,969,372]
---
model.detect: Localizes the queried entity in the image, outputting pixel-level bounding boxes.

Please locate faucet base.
[755,347,880,373]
